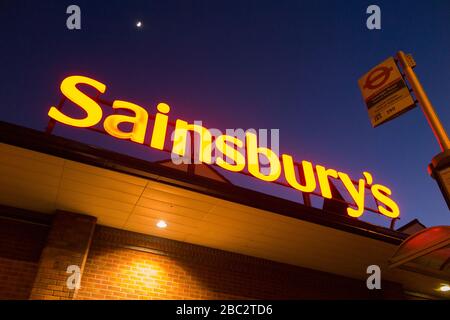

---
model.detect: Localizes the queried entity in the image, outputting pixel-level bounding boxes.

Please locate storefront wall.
[0,216,48,299]
[0,209,405,300]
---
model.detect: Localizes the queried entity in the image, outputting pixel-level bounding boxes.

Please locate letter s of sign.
[66,5,81,30]
[366,5,381,30]
[371,184,400,218]
[48,75,106,128]
[66,265,81,290]
[366,265,381,290]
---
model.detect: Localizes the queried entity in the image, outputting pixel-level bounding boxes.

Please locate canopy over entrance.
[390,226,450,282]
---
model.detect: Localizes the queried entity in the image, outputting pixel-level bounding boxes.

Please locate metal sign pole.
[396,51,450,151]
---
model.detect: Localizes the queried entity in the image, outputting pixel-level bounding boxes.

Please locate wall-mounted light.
[438,284,450,292]
[156,220,167,229]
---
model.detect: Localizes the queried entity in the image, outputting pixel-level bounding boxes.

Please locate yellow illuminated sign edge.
[48,75,400,219]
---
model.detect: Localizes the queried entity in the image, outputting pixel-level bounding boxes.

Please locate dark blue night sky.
[1,0,449,227]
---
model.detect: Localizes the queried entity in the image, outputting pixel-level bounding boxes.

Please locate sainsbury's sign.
[48,75,400,219]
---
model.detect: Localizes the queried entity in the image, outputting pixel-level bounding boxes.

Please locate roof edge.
[0,120,408,245]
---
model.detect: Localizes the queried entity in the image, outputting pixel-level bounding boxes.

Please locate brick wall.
[0,217,48,299]
[29,212,96,300]
[0,210,404,300]
[76,226,404,300]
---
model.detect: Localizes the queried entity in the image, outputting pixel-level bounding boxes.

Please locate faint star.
[136,21,143,28]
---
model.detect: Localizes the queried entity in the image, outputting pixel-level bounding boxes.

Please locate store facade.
[0,75,448,300]
[0,119,449,300]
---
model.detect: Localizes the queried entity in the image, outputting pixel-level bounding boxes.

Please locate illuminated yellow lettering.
[48,75,105,127]
[150,103,170,150]
[282,154,316,193]
[215,135,245,172]
[48,75,401,221]
[338,172,365,218]
[103,100,148,143]
[316,165,338,199]
[172,120,212,164]
[246,132,281,182]
[371,184,400,218]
